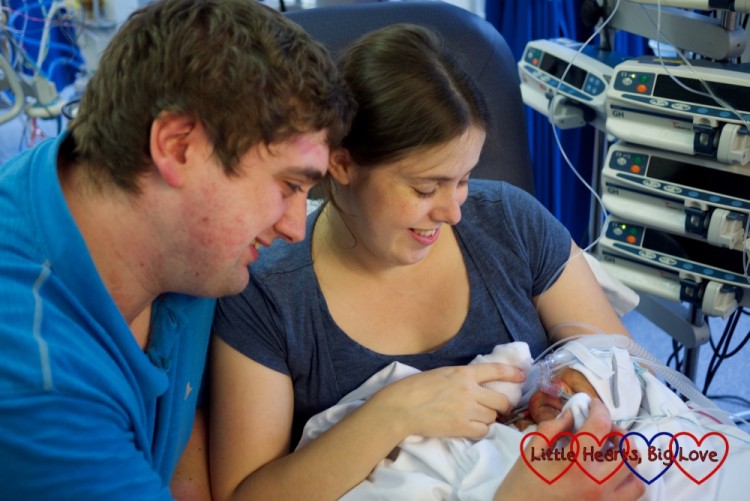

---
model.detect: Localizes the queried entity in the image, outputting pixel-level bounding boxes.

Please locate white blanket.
[297,359,750,500]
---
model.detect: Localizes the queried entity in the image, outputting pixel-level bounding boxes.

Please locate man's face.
[168,128,329,297]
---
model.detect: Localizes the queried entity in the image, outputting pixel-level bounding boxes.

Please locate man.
[0,0,353,498]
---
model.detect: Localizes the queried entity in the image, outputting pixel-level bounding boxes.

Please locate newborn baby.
[299,338,749,500]
[506,339,645,433]
[508,366,599,430]
[472,343,601,431]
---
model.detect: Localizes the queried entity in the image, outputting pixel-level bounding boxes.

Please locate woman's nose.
[433,189,462,225]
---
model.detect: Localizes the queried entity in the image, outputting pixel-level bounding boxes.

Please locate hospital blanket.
[297,359,750,500]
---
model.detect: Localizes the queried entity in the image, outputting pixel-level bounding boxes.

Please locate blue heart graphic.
[619,431,675,484]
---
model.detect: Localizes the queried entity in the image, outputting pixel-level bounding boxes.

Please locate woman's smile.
[409,226,441,245]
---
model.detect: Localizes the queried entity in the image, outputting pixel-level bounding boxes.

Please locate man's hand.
[496,399,645,500]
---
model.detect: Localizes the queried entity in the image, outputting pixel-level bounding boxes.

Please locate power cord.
[703,306,750,394]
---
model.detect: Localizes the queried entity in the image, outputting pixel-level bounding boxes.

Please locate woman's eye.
[414,187,437,198]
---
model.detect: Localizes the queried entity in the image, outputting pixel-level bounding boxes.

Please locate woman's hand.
[367,363,525,440]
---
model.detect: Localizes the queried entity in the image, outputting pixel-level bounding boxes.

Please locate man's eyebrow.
[288,166,325,182]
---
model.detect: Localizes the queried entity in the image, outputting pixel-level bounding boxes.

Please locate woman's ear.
[328,147,354,186]
[149,112,198,188]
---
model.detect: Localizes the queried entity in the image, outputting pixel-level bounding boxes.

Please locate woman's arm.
[534,241,631,343]
[171,408,211,500]
[209,336,523,501]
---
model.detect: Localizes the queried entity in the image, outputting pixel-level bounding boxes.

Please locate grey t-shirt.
[214,179,571,448]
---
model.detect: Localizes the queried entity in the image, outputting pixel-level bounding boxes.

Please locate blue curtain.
[7,0,84,90]
[485,0,648,245]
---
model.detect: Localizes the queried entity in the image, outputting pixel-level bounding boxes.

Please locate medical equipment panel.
[605,56,750,165]
[601,142,750,251]
[598,217,749,318]
[518,38,628,129]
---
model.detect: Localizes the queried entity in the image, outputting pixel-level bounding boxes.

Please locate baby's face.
[527,367,599,424]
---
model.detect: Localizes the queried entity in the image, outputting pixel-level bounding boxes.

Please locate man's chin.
[204,271,251,299]
[224,276,251,297]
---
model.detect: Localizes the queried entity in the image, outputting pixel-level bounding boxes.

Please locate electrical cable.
[703,319,736,393]
[60,94,77,119]
[666,339,684,372]
[528,0,750,301]
[718,326,750,359]
[702,307,750,395]
[649,0,750,285]
[536,0,624,300]
[710,394,750,408]
[582,1,750,289]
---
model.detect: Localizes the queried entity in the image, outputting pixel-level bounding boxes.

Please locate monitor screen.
[646,156,750,201]
[653,74,750,113]
[539,53,587,90]
[642,228,747,275]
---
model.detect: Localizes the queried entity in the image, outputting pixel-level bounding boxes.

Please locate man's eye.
[284,182,302,196]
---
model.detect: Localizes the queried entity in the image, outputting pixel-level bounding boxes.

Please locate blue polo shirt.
[0,133,215,499]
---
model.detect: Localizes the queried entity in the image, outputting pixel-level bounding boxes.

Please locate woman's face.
[528,368,599,424]
[338,125,486,268]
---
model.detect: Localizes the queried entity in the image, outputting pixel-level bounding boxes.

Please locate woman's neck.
[312,202,401,279]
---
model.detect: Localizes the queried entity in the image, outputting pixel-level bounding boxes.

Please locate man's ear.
[328,147,354,186]
[149,112,199,188]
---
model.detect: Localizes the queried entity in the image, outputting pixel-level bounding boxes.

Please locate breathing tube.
[522,333,729,424]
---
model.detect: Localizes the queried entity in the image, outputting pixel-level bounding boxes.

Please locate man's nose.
[274,194,308,243]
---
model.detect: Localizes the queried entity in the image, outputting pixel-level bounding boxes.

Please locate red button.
[626,235,637,244]
[630,165,642,174]
[636,84,648,93]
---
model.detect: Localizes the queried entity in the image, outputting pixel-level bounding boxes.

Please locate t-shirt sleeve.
[213,274,291,377]
[498,183,572,296]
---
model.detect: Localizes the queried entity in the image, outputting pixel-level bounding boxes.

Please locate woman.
[210,24,643,500]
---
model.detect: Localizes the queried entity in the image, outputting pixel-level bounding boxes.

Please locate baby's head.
[527,367,599,424]
[508,367,598,430]
[512,343,643,430]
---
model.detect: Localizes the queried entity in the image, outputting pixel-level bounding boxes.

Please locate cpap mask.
[519,334,729,427]
[520,337,644,429]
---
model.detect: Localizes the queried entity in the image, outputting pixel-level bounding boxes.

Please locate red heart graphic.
[520,431,578,484]
[573,431,628,484]
[669,432,729,485]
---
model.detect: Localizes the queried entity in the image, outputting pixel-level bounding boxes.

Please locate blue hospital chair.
[285,0,535,194]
